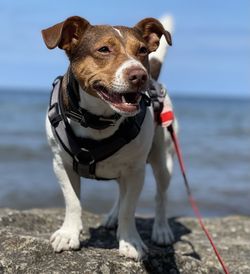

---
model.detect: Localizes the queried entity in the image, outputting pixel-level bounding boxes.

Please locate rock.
[0,209,249,274]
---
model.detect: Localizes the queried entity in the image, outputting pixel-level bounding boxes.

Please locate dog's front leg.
[117,167,148,260]
[50,157,82,252]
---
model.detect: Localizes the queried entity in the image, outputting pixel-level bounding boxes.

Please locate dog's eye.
[98,46,111,53]
[138,46,148,55]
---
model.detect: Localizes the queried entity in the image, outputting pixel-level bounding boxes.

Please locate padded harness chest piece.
[48,76,148,180]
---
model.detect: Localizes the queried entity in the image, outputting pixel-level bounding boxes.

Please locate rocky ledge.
[0,209,249,274]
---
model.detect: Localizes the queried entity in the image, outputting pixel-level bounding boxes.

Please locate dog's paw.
[50,228,81,252]
[152,219,175,245]
[119,238,148,260]
[102,213,118,229]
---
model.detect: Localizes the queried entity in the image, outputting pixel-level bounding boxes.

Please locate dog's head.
[42,16,171,116]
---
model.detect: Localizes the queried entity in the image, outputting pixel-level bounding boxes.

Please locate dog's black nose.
[127,68,148,86]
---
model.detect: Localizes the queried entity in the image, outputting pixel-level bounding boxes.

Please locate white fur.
[46,117,82,252]
[46,79,176,259]
[73,87,125,140]
[46,18,176,259]
[112,58,147,92]
[113,27,123,38]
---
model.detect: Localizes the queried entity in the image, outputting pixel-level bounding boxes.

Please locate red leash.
[165,122,230,274]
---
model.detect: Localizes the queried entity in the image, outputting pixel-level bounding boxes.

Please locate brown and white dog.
[42,15,176,260]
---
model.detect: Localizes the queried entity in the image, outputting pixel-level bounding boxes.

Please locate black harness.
[65,72,122,130]
[48,76,151,180]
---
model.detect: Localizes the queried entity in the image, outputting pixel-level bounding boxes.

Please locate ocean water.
[0,91,249,217]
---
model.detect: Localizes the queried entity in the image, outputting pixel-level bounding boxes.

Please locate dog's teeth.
[122,95,126,103]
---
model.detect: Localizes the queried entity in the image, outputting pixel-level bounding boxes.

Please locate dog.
[42,15,176,260]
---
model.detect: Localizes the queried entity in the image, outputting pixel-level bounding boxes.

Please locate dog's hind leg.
[102,181,125,229]
[148,126,175,245]
[50,156,82,252]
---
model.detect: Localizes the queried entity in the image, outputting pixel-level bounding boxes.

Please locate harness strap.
[48,76,63,127]
[48,77,97,178]
[66,70,121,130]
[147,83,167,123]
[48,76,147,180]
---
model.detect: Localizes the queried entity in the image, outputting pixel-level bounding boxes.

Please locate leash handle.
[167,124,230,274]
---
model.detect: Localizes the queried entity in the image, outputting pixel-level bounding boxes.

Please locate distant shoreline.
[0,88,249,101]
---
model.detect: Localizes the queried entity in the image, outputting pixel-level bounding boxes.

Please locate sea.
[0,90,249,217]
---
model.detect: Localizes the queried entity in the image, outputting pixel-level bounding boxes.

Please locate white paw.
[50,227,81,252]
[152,219,174,245]
[119,237,148,260]
[102,213,118,229]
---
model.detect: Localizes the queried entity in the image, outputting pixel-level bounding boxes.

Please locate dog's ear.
[41,16,90,53]
[134,18,172,52]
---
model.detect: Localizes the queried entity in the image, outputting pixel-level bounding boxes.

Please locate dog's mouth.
[93,84,142,114]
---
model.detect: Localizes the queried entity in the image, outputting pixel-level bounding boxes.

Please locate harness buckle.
[98,117,115,126]
[141,93,151,106]
[66,110,88,128]
[98,113,121,126]
[73,149,96,179]
[79,116,88,127]
[48,103,62,127]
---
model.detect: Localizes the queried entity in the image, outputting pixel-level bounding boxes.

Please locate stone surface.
[0,208,249,273]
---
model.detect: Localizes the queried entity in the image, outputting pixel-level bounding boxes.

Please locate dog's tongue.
[96,86,141,113]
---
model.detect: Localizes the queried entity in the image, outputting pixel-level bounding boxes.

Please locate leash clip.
[141,92,151,106]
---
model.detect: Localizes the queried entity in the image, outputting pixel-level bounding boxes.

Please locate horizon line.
[0,87,249,101]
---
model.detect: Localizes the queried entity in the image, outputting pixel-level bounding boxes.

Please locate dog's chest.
[48,107,155,180]
[97,115,154,178]
[81,108,154,179]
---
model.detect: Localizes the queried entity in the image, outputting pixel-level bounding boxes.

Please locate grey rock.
[0,208,249,274]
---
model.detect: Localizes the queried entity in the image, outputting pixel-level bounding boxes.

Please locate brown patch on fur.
[42,16,90,54]
[60,73,71,111]
[70,25,150,95]
[150,58,162,80]
[58,69,82,112]
[42,16,170,99]
[134,17,172,52]
[117,26,150,70]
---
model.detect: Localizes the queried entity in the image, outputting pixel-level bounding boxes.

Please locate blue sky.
[0,0,249,97]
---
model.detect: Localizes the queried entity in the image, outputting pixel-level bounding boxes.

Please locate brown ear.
[134,17,172,52]
[41,16,90,52]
